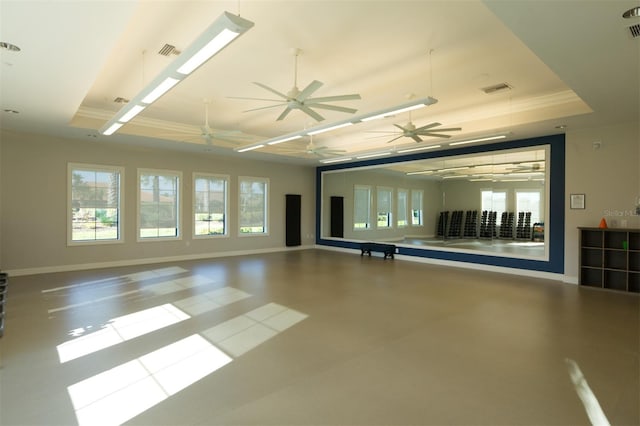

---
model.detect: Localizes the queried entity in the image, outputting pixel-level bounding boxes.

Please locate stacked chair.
[447,210,464,238]
[499,212,515,239]
[516,212,532,240]
[437,211,449,238]
[463,210,479,238]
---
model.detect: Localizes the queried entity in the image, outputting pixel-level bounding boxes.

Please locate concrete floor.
[1,249,638,425]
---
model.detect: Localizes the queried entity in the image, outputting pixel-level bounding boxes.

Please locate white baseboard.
[316,245,567,282]
[5,245,314,277]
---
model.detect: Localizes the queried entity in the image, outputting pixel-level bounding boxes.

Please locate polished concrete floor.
[1,249,638,425]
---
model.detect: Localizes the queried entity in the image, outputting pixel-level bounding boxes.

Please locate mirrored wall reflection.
[321,145,550,260]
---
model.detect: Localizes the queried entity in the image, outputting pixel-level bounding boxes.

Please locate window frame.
[481,188,507,225]
[397,188,408,228]
[410,189,423,226]
[67,163,124,246]
[376,186,394,229]
[238,176,269,236]
[137,168,182,242]
[353,184,372,230]
[515,188,543,224]
[193,173,229,239]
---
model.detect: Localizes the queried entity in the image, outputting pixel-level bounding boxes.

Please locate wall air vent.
[158,43,180,56]
[481,82,512,94]
[629,24,640,39]
[113,97,129,104]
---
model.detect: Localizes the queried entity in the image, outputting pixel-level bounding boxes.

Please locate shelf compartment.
[629,272,640,293]
[604,250,627,270]
[604,231,628,250]
[629,232,640,251]
[581,230,603,248]
[629,252,640,272]
[580,267,602,287]
[603,270,627,291]
[581,248,602,268]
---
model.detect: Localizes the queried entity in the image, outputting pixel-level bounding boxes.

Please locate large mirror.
[316,135,565,273]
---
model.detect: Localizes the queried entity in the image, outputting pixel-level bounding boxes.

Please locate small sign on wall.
[570,193,585,209]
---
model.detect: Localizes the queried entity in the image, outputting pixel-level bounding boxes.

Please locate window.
[377,187,393,228]
[481,189,506,225]
[353,185,371,230]
[411,190,423,226]
[68,164,123,244]
[239,177,268,235]
[397,189,408,227]
[138,170,181,240]
[194,173,228,237]
[516,190,541,224]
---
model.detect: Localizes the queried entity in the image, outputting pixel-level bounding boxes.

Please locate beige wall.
[2,119,638,281]
[564,120,640,281]
[0,130,316,274]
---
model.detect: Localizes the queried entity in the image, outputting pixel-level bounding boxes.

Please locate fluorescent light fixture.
[119,104,146,123]
[442,175,468,179]
[237,144,264,152]
[307,122,353,135]
[100,12,254,136]
[439,166,470,172]
[406,170,435,175]
[356,151,391,159]
[267,135,302,145]
[397,145,441,153]
[141,77,180,104]
[469,178,492,182]
[176,28,240,75]
[449,134,507,146]
[320,157,353,164]
[103,122,124,136]
[360,97,437,122]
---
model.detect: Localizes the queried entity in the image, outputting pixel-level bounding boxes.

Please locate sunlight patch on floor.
[57,304,190,363]
[68,334,231,426]
[202,303,308,357]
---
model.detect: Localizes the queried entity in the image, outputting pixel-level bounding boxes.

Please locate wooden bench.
[360,242,396,259]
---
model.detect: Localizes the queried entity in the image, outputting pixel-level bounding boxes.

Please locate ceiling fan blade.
[415,122,442,131]
[393,123,408,131]
[386,135,405,144]
[418,132,455,139]
[417,127,462,134]
[253,82,290,99]
[227,95,285,102]
[276,107,293,121]
[299,105,325,121]
[411,135,423,143]
[244,103,286,113]
[308,103,358,114]
[297,80,323,101]
[305,93,361,104]
[365,133,398,140]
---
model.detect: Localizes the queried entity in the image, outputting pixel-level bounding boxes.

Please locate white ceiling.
[1,1,638,165]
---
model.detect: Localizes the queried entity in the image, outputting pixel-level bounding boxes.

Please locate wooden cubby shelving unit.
[579,227,640,293]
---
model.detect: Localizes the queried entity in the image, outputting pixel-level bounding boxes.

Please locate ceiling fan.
[279,134,346,158]
[372,120,462,144]
[174,100,253,146]
[230,48,361,122]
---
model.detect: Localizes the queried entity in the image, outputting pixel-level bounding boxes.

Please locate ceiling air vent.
[481,82,512,94]
[113,97,129,104]
[158,43,180,56]
[629,24,640,39]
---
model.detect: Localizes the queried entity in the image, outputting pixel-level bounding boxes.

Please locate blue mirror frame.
[316,134,565,274]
